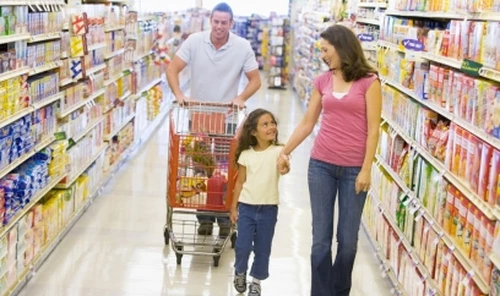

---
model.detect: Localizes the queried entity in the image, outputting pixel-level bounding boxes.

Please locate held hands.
[355,169,371,194]
[230,207,238,224]
[277,153,290,175]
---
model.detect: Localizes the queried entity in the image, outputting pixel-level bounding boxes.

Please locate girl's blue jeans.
[234,202,278,280]
[308,158,368,296]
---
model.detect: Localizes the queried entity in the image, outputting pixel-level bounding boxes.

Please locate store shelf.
[132,77,162,100]
[0,152,35,180]
[105,25,125,32]
[384,10,465,19]
[60,77,75,87]
[358,2,388,8]
[72,118,104,142]
[382,41,500,86]
[104,113,135,141]
[421,52,462,69]
[61,51,68,59]
[381,114,496,220]
[374,156,490,294]
[377,40,404,52]
[356,18,380,25]
[136,103,169,145]
[28,32,61,43]
[480,66,500,83]
[134,51,152,62]
[33,136,56,152]
[28,61,62,76]
[59,89,106,118]
[0,33,31,45]
[87,42,106,51]
[9,195,93,296]
[103,90,132,113]
[0,173,66,240]
[384,10,500,21]
[32,92,65,110]
[361,221,407,296]
[104,48,125,60]
[0,67,30,83]
[369,190,441,294]
[0,108,32,130]
[85,63,106,76]
[56,144,108,189]
[382,77,500,150]
[104,72,124,86]
[490,253,500,269]
[362,42,378,51]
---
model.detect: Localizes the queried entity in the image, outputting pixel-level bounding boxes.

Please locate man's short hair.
[212,2,233,20]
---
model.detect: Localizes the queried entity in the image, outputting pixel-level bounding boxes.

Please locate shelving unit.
[266,16,289,89]
[362,2,500,295]
[354,0,386,67]
[289,0,500,294]
[0,2,170,295]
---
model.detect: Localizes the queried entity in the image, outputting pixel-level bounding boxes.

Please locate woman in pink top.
[278,25,382,296]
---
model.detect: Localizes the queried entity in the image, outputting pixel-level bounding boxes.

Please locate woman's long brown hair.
[320,24,378,82]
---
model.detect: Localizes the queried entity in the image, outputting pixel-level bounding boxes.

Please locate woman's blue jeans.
[308,158,367,296]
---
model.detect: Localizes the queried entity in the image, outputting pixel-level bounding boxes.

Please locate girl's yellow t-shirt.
[237,145,283,205]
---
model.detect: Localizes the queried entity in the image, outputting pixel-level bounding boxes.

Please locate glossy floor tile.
[18,84,393,296]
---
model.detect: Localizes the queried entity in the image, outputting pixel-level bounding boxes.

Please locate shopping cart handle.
[172,100,246,109]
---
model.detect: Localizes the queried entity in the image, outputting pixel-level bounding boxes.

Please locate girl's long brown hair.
[320,24,378,82]
[235,108,279,165]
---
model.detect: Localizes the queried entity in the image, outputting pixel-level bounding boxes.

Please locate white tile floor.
[17,85,393,296]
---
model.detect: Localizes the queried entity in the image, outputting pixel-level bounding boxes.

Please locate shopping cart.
[164,101,245,267]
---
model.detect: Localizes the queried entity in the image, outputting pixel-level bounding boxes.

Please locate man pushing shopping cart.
[165,2,261,265]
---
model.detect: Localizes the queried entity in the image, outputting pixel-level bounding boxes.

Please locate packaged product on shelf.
[27,40,61,68]
[28,73,60,104]
[0,75,29,120]
[489,150,500,207]
[74,175,89,210]
[82,48,105,74]
[146,84,163,120]
[105,52,124,79]
[42,191,60,244]
[86,15,105,48]
[56,189,73,226]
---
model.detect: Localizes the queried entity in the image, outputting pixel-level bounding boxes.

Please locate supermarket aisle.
[18,86,392,296]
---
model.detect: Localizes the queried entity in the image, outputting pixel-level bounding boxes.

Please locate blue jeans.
[234,203,278,280]
[308,158,367,296]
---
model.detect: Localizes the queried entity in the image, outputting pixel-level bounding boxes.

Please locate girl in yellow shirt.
[230,108,289,296]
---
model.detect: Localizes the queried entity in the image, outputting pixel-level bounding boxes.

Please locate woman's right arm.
[281,88,323,156]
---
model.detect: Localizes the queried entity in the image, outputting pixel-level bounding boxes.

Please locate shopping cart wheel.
[213,248,221,267]
[163,227,169,245]
[176,246,183,265]
[230,232,237,249]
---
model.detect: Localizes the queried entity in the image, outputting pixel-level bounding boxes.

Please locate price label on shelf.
[461,270,474,286]
[414,209,425,221]
[402,39,425,52]
[460,59,482,77]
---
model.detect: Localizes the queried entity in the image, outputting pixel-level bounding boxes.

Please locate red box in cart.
[191,112,226,135]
